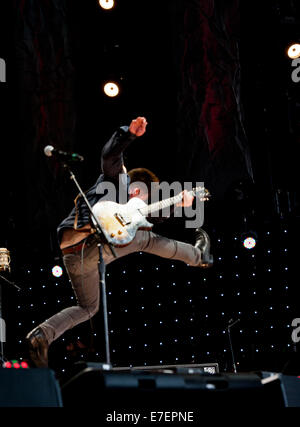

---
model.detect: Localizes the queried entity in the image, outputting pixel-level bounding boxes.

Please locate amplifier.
[0,368,63,407]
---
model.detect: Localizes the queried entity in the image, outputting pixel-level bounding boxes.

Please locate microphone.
[44,145,84,162]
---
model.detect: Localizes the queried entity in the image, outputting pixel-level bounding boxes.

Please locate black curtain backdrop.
[12,0,77,255]
[172,0,253,200]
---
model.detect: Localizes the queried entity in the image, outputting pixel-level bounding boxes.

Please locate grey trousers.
[37,230,202,345]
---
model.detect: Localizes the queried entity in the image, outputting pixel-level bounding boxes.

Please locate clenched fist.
[129,117,148,137]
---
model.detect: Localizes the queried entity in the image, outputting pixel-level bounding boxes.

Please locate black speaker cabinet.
[261,372,300,407]
[61,368,286,408]
[0,368,63,407]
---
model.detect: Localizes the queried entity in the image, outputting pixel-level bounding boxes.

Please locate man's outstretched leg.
[103,228,213,268]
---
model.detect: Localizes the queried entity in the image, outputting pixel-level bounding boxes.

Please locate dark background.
[0,0,299,377]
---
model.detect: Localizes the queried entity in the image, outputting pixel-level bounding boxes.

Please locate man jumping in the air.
[26,116,213,367]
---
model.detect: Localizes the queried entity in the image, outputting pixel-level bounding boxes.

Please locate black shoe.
[26,327,49,368]
[195,228,214,268]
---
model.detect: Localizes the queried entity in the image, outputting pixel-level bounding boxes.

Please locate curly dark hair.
[128,167,159,197]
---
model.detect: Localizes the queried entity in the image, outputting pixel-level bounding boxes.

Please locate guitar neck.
[139,186,205,216]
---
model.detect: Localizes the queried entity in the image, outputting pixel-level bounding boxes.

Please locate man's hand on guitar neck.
[129,117,148,137]
[176,190,194,207]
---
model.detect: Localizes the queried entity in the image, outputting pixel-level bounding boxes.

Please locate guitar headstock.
[193,187,211,202]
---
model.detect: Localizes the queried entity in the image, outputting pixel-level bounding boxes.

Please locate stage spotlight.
[99,0,114,10]
[103,82,120,97]
[243,237,256,250]
[241,231,257,250]
[52,265,63,278]
[287,43,300,59]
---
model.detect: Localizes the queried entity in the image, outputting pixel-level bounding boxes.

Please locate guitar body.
[92,198,153,247]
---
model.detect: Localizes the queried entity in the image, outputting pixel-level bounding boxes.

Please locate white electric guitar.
[91,186,210,247]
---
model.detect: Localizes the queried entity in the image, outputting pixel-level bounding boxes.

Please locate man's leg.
[26,236,100,364]
[102,230,203,266]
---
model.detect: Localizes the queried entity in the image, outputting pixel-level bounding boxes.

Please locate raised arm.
[101,117,148,179]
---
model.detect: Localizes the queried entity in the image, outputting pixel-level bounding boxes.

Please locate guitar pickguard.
[92,198,153,247]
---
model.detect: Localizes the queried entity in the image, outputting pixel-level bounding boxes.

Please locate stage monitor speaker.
[61,368,285,408]
[0,368,63,407]
[261,371,300,407]
[113,362,219,375]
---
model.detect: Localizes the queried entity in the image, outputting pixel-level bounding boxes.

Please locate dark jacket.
[57,126,136,243]
[57,125,176,244]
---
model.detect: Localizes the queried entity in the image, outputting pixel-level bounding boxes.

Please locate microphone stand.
[62,161,117,367]
[0,266,21,364]
[227,318,240,374]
